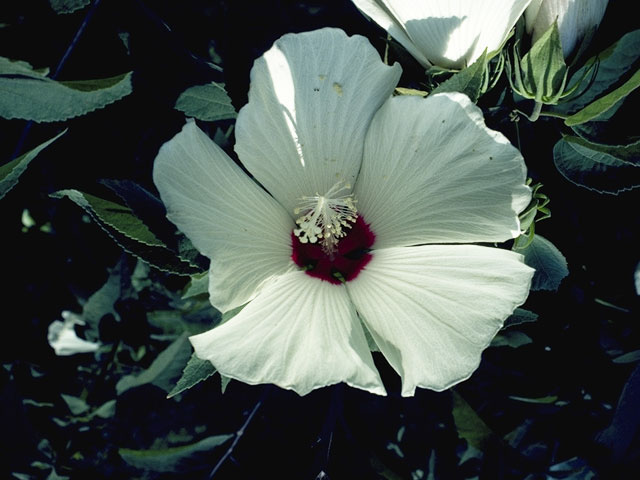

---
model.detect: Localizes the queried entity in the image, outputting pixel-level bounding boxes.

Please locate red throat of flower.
[291,215,375,285]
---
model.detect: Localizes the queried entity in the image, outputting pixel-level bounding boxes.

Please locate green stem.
[528,101,543,122]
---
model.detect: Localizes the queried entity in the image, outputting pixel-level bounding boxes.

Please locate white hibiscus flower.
[48,311,100,356]
[153,28,534,397]
[351,0,532,69]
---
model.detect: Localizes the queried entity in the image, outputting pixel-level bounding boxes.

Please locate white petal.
[351,0,432,66]
[153,120,294,312]
[527,0,608,57]
[347,245,534,396]
[355,93,531,249]
[235,27,401,215]
[354,0,531,69]
[190,271,385,396]
[48,312,100,356]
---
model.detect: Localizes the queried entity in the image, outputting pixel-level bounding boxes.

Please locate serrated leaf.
[515,234,568,291]
[119,434,233,473]
[557,29,640,115]
[167,352,216,398]
[565,69,640,126]
[49,0,91,14]
[53,189,164,246]
[0,129,66,200]
[175,82,237,121]
[553,138,640,194]
[503,308,539,329]
[452,391,494,451]
[181,273,209,300]
[431,50,488,102]
[116,333,192,395]
[491,330,533,348]
[102,179,208,271]
[52,189,202,275]
[562,135,640,165]
[0,57,132,122]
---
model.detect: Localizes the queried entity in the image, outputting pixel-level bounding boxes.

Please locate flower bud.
[525,0,609,58]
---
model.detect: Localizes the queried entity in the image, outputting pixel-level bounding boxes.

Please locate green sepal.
[509,21,568,104]
[514,180,550,249]
[431,49,489,103]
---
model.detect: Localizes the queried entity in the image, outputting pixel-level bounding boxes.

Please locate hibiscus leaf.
[452,391,494,452]
[490,330,533,348]
[431,50,488,102]
[515,234,568,291]
[0,56,132,122]
[102,179,209,271]
[167,352,216,399]
[556,29,640,115]
[175,82,237,121]
[552,137,640,194]
[119,434,233,473]
[51,189,202,275]
[565,69,640,126]
[49,0,90,14]
[181,273,209,300]
[503,308,539,329]
[0,129,66,200]
[116,332,192,395]
[559,135,640,166]
[82,259,126,331]
[60,394,90,415]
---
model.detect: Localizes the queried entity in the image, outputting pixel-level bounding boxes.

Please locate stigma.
[293,182,357,255]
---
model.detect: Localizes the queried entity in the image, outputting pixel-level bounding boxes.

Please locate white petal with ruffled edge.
[190,271,385,396]
[153,121,294,313]
[347,245,534,396]
[350,0,432,66]
[353,0,531,69]
[235,27,401,215]
[355,93,531,249]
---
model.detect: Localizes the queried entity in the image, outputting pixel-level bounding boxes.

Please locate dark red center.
[291,215,375,284]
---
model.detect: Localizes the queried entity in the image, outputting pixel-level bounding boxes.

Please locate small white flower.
[351,0,532,69]
[525,0,609,58]
[153,28,534,396]
[48,311,100,356]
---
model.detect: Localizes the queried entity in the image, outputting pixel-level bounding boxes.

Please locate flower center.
[291,184,375,284]
[293,182,358,255]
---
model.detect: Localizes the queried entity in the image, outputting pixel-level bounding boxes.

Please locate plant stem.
[209,386,269,478]
[9,0,102,161]
[528,101,543,122]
